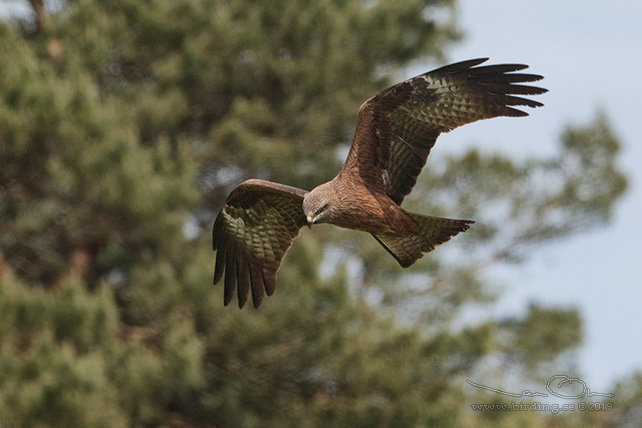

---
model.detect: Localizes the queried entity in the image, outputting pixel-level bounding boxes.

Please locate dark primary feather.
[346,58,547,205]
[212,179,308,308]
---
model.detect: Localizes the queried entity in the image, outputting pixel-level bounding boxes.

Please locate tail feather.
[373,211,473,268]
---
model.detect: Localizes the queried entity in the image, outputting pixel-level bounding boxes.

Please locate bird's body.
[212,58,547,308]
[304,177,416,235]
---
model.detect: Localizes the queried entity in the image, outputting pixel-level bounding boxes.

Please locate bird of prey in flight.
[212,58,547,308]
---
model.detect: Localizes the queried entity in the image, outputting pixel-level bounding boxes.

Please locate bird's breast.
[328,191,417,235]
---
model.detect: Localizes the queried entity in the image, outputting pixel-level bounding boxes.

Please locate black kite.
[212,58,547,308]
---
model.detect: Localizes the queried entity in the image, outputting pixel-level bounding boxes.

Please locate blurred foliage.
[0,0,632,426]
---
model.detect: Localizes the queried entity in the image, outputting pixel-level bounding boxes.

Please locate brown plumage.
[212,58,547,308]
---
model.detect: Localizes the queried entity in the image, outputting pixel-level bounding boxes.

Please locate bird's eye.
[317,203,330,216]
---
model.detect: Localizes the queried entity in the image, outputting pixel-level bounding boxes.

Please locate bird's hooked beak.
[306,212,324,228]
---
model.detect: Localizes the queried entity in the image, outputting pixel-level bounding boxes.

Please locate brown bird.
[212,58,547,308]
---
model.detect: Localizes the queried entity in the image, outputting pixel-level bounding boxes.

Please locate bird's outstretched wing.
[212,179,308,308]
[343,58,547,205]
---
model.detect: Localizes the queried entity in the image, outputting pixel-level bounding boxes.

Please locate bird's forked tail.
[372,211,473,268]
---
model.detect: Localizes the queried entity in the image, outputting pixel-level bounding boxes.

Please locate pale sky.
[435,0,642,392]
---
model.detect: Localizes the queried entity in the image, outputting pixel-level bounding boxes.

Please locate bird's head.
[303,183,335,228]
